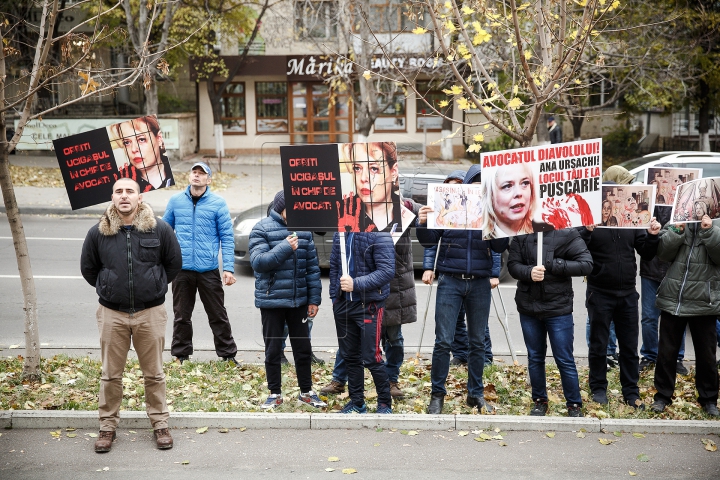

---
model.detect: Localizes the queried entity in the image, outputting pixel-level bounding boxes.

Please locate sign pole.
[536,231,543,267]
[339,232,348,276]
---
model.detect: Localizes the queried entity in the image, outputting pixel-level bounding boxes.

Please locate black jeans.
[171,269,237,358]
[587,290,641,402]
[261,306,312,394]
[334,297,391,407]
[654,312,719,406]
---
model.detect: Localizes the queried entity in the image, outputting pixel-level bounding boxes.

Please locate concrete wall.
[159,113,197,160]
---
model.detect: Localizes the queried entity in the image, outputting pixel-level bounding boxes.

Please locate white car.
[619,151,720,182]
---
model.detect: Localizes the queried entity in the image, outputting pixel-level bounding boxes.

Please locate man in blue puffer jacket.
[417,164,509,414]
[330,227,395,414]
[163,162,238,364]
[249,190,326,410]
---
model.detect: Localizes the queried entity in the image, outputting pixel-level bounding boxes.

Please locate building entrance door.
[290,82,352,144]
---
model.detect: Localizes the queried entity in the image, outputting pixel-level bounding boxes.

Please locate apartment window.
[416,81,445,131]
[217,82,246,134]
[374,81,406,131]
[367,0,427,33]
[295,0,338,39]
[255,82,289,133]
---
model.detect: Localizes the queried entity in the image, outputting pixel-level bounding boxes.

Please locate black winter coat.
[508,229,593,319]
[81,203,182,313]
[579,227,659,295]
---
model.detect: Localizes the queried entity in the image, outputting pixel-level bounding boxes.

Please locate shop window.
[416,81,445,131]
[256,82,289,133]
[374,81,406,132]
[295,0,338,39]
[217,82,246,134]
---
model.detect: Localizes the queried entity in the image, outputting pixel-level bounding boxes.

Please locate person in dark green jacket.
[651,214,720,416]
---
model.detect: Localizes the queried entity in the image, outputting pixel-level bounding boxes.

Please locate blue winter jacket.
[163,186,234,273]
[416,164,509,276]
[329,232,395,303]
[423,244,502,277]
[248,210,322,309]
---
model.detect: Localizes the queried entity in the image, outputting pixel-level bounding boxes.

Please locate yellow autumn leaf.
[598,438,613,445]
[438,100,449,108]
[456,98,471,111]
[473,133,484,143]
[554,84,560,89]
[461,6,475,15]
[629,472,637,477]
[78,71,99,95]
[443,85,464,96]
[466,143,482,153]
[574,79,582,84]
[484,124,490,129]
[342,468,357,474]
[328,456,340,462]
[513,85,519,95]
[362,71,372,80]
[445,20,456,32]
[412,27,428,35]
[508,97,524,110]
[524,50,532,60]
[444,1,452,9]
[546,432,555,438]
[472,29,491,45]
[458,44,471,60]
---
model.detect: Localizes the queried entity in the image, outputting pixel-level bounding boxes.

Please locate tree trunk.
[145,78,158,116]
[697,79,710,152]
[569,113,584,141]
[206,81,225,159]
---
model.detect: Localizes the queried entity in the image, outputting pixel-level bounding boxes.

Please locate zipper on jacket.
[707,281,712,306]
[192,202,197,268]
[293,249,298,307]
[126,229,135,316]
[675,228,696,315]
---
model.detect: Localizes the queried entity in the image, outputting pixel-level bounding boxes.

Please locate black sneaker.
[676,361,689,375]
[529,400,548,416]
[638,357,654,371]
[280,352,289,365]
[702,403,720,417]
[567,404,584,417]
[176,356,189,365]
[223,356,239,366]
[311,353,325,365]
[650,399,668,413]
[592,391,608,405]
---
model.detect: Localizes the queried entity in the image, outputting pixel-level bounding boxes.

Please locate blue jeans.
[451,304,493,363]
[520,313,582,406]
[431,274,492,397]
[585,315,617,355]
[640,277,685,362]
[331,324,404,383]
[281,317,314,350]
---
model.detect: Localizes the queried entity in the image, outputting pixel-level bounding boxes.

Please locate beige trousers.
[97,304,169,431]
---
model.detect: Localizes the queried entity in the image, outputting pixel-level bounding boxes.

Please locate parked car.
[234,172,447,270]
[619,151,720,182]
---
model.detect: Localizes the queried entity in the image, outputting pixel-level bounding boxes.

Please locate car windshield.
[617,153,672,171]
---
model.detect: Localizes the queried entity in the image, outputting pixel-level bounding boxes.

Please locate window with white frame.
[295,0,338,39]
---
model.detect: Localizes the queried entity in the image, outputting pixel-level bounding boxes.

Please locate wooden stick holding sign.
[537,231,543,267]
[339,232,348,276]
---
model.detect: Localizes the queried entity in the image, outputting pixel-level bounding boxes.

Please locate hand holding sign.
[701,215,713,230]
[647,217,661,235]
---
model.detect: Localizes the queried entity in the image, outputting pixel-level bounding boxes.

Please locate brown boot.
[94,430,116,453]
[153,428,174,450]
[320,380,345,394]
[389,382,405,399]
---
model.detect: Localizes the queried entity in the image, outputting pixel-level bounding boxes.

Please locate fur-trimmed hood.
[98,202,157,236]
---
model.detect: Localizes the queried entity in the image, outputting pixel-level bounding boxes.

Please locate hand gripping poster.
[670,177,720,223]
[597,184,656,228]
[52,115,175,210]
[280,142,404,234]
[479,139,603,240]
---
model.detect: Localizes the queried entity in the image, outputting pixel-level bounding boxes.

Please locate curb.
[2,411,718,434]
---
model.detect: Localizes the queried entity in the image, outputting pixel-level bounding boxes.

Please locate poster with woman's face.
[670,177,720,223]
[426,183,483,229]
[107,115,175,193]
[646,167,701,207]
[479,139,603,240]
[597,184,656,228]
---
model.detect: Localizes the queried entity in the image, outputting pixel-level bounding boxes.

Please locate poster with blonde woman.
[597,184,656,228]
[479,139,603,240]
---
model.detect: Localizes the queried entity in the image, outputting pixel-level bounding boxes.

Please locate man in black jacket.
[81,178,182,453]
[581,197,661,408]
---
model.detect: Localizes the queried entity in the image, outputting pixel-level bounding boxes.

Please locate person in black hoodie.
[581,168,661,409]
[508,229,593,417]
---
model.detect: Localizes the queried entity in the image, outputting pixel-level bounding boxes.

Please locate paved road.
[1,427,718,479]
[0,215,699,362]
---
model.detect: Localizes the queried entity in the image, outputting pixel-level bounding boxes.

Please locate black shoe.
[467,395,495,414]
[606,354,618,369]
[176,356,189,365]
[529,400,548,416]
[567,404,584,417]
[223,356,239,366]
[638,357,654,372]
[702,403,720,417]
[592,391,608,405]
[626,398,645,411]
[311,353,325,365]
[450,357,467,366]
[650,399,668,413]
[676,361,689,376]
[427,393,445,414]
[280,353,289,365]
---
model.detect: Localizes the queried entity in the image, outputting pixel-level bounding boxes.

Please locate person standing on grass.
[650,214,720,417]
[163,162,239,365]
[81,178,182,452]
[508,228,593,417]
[248,191,326,410]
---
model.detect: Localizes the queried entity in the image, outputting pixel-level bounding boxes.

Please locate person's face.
[111,179,141,215]
[601,202,612,222]
[626,197,637,211]
[117,120,162,171]
[189,167,211,188]
[493,167,532,226]
[351,144,397,204]
[695,203,705,218]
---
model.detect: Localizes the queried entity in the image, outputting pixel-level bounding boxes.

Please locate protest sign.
[426,183,483,229]
[280,142,402,233]
[53,115,175,210]
[597,184,656,228]
[646,167,702,207]
[670,177,720,223]
[479,138,603,239]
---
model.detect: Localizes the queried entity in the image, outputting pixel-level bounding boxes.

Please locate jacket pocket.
[265,274,276,295]
[138,238,161,263]
[97,268,116,299]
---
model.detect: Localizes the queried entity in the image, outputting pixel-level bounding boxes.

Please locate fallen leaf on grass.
[458,431,469,437]
[196,427,208,434]
[342,468,357,474]
[701,438,717,452]
[637,453,649,462]
[632,433,645,438]
[328,456,340,462]
[598,438,614,445]
[484,383,498,401]
[546,432,555,438]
